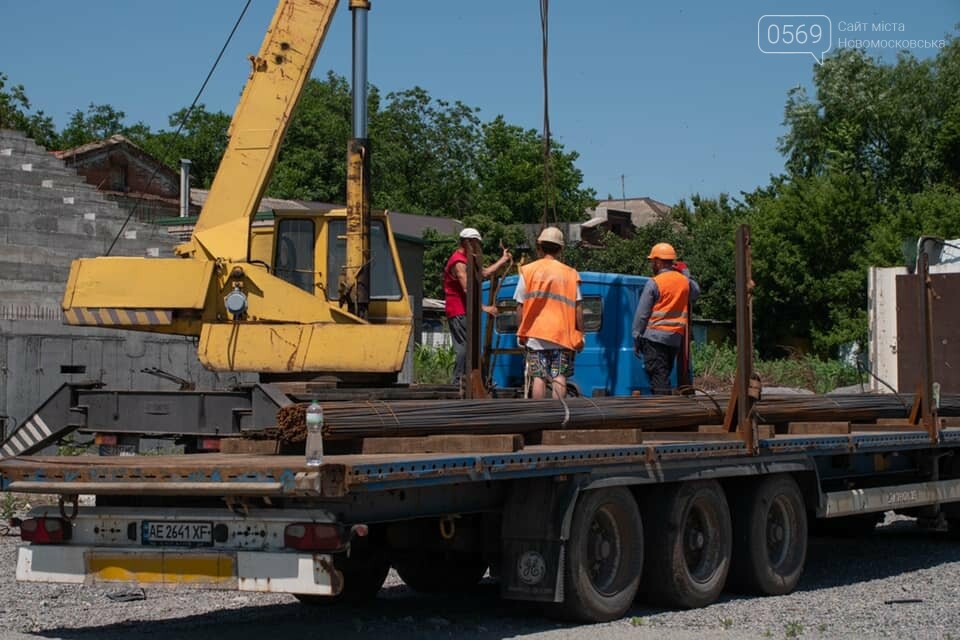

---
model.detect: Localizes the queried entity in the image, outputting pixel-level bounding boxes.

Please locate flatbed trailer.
[5,421,960,622]
[4,226,958,622]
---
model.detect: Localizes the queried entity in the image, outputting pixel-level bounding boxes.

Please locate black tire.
[394,551,487,593]
[562,487,644,622]
[728,475,807,595]
[641,480,732,609]
[294,552,390,605]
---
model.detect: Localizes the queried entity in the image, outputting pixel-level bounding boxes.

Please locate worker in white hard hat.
[632,242,699,394]
[444,227,512,386]
[514,227,584,399]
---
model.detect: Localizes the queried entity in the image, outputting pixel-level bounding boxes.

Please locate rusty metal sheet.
[897,273,960,393]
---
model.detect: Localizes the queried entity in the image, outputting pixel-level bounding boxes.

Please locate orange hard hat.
[647,242,677,260]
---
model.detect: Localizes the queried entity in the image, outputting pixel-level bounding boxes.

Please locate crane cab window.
[274,219,316,293]
[326,220,402,300]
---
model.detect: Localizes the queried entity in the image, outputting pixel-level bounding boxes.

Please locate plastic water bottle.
[305,400,324,466]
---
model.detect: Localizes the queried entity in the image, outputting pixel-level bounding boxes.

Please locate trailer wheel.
[394,551,487,593]
[562,487,643,622]
[641,480,731,609]
[728,475,807,595]
[295,553,390,605]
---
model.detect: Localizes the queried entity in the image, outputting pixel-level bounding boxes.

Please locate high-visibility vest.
[517,257,584,351]
[648,269,690,335]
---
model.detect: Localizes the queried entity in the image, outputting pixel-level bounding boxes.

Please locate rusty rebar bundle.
[275,394,959,444]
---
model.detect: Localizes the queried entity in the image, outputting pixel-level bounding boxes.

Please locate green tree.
[269,72,353,201]
[0,72,58,148]
[745,34,960,356]
[673,194,743,323]
[141,105,230,188]
[372,86,482,217]
[57,103,149,149]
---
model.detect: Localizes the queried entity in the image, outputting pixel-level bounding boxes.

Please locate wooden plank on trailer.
[427,434,524,453]
[852,423,927,433]
[220,438,280,455]
[787,422,851,435]
[698,425,725,433]
[940,417,960,428]
[875,418,914,426]
[361,434,524,455]
[540,428,643,446]
[361,437,424,454]
[643,431,741,441]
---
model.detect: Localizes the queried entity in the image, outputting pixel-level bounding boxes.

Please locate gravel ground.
[1,516,958,640]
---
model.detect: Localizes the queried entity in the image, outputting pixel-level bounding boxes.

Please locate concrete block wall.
[0,129,177,311]
[0,129,254,436]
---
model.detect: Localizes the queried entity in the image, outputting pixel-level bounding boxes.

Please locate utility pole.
[620,174,626,208]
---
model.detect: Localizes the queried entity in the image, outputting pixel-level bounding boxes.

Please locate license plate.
[142,521,213,547]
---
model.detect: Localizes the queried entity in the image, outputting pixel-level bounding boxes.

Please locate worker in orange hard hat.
[515,227,584,399]
[632,242,699,394]
[444,227,512,386]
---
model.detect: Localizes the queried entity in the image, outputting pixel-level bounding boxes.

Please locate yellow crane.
[60,0,412,379]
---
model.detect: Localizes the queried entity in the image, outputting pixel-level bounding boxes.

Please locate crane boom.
[185,0,338,263]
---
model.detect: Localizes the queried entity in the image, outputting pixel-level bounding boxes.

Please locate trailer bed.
[4,427,959,498]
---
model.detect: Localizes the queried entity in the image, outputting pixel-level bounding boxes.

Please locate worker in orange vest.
[515,227,584,399]
[632,242,699,394]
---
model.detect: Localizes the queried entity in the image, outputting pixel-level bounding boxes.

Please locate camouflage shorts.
[525,349,576,380]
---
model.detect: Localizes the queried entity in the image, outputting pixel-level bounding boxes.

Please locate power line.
[106,0,253,256]
[539,0,557,227]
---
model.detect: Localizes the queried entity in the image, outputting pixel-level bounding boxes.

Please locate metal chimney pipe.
[179,159,192,218]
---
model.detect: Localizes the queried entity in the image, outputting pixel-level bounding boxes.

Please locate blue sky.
[0,1,955,206]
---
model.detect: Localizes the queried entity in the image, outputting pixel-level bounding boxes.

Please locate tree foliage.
[0,72,57,148]
[751,37,960,355]
[140,105,230,189]
[270,73,596,224]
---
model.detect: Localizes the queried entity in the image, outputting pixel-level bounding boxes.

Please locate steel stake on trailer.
[464,245,487,399]
[723,225,760,453]
[911,251,940,442]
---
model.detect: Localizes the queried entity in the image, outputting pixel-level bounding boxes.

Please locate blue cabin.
[482,271,683,397]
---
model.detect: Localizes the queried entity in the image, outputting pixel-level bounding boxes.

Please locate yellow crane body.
[60,0,413,377]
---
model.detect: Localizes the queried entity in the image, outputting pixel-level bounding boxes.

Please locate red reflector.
[198,438,221,452]
[284,523,346,551]
[94,433,117,446]
[20,518,70,544]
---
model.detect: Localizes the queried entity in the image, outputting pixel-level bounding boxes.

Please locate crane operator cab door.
[260,209,408,321]
[209,208,412,377]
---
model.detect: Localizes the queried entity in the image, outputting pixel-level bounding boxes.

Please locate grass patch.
[414,344,456,385]
[692,342,864,394]
[1,492,29,519]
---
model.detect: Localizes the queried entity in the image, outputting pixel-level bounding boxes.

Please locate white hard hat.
[537,226,564,246]
[459,227,482,241]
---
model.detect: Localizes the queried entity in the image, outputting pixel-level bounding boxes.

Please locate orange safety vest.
[517,257,584,351]
[648,269,690,335]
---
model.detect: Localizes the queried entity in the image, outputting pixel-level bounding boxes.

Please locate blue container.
[482,271,683,396]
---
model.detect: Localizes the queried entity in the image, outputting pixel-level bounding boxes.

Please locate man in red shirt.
[444,228,511,385]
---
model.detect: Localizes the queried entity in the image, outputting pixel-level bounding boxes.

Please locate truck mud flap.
[500,477,580,603]
[1,383,77,458]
